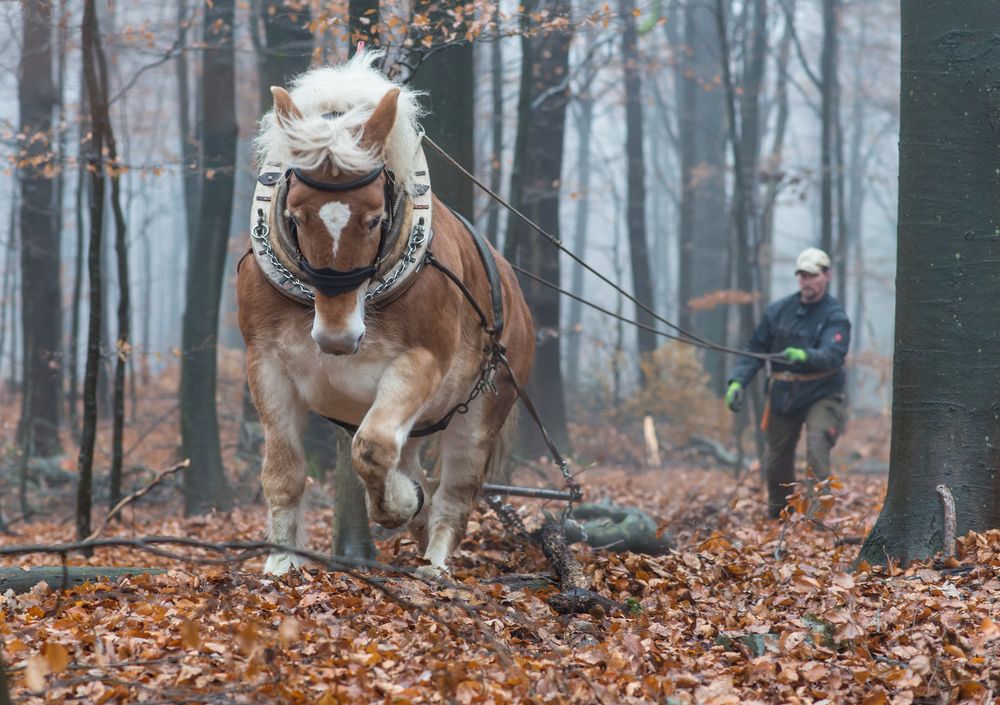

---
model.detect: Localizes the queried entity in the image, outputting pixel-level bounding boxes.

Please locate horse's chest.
[282,345,387,418]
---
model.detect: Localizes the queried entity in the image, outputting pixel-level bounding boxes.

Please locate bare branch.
[86,460,190,540]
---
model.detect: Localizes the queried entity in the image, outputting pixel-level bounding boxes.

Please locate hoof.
[414,563,447,581]
[412,480,424,517]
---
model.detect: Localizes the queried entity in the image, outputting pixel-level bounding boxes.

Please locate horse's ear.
[271,86,303,126]
[360,88,400,152]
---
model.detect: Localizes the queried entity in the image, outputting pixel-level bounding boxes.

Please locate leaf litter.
[1,415,998,703]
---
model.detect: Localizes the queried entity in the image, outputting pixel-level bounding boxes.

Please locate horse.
[237,51,535,576]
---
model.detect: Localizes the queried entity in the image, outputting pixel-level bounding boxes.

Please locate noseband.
[287,166,392,298]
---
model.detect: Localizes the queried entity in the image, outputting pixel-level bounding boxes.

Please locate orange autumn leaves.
[4,465,1000,703]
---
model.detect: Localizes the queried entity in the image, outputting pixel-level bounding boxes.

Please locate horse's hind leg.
[249,352,310,575]
[422,399,514,574]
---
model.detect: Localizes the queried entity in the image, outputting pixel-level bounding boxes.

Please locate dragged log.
[0,567,164,595]
[567,502,673,555]
[534,518,626,615]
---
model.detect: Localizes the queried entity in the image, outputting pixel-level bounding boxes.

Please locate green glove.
[783,347,808,363]
[725,381,743,412]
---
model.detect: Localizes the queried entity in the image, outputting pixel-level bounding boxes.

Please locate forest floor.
[3,412,999,704]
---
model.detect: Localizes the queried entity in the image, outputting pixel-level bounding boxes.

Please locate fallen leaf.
[42,642,70,673]
[25,655,48,693]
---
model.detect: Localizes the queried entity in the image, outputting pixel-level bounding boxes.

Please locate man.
[726,247,851,518]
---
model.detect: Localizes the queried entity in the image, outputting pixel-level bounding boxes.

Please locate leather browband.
[290,165,383,192]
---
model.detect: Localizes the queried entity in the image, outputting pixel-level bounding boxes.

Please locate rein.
[422,135,785,364]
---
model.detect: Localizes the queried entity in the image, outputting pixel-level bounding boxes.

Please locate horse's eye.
[368,217,381,231]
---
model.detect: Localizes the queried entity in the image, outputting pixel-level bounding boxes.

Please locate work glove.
[783,347,808,364]
[725,381,743,412]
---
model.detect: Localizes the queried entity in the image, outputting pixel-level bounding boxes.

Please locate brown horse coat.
[239,53,534,575]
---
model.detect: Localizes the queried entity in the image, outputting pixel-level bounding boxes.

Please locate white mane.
[255,51,426,195]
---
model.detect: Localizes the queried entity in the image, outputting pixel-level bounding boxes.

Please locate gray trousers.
[763,395,846,517]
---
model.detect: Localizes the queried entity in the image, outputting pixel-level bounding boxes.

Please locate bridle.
[286,164,395,298]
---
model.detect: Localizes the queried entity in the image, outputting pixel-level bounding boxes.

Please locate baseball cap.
[795,247,831,275]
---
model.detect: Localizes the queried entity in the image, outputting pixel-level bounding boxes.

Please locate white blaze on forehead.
[318,201,352,258]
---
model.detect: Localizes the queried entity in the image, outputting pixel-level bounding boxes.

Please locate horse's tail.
[485,404,518,485]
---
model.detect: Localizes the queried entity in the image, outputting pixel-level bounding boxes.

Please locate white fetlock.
[264,551,304,576]
[414,563,448,581]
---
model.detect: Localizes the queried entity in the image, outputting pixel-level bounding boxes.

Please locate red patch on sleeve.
[834,333,843,342]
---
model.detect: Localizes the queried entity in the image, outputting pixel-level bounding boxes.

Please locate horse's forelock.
[255,51,426,194]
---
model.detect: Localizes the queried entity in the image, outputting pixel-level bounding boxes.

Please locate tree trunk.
[485,23,504,246]
[844,19,867,403]
[819,0,839,256]
[176,0,199,238]
[858,2,1000,566]
[68,147,87,432]
[717,0,768,457]
[565,94,594,387]
[0,199,16,399]
[258,0,315,113]
[0,567,164,596]
[91,22,131,511]
[759,7,793,308]
[77,0,106,543]
[17,0,62,458]
[408,0,475,218]
[507,0,574,454]
[331,428,376,560]
[180,0,236,515]
[676,0,729,392]
[620,0,656,362]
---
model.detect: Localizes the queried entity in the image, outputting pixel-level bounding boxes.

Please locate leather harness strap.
[446,207,505,337]
[770,369,838,383]
[324,208,506,439]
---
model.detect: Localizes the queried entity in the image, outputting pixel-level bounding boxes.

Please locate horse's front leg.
[249,352,310,575]
[353,350,441,530]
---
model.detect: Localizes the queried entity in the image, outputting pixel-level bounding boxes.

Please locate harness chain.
[252,209,316,301]
[485,494,531,541]
[365,217,426,301]
[427,250,582,523]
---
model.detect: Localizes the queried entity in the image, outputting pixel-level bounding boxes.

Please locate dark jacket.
[729,291,851,414]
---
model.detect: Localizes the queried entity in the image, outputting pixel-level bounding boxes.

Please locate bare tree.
[17,0,63,458]
[506,0,575,453]
[180,0,237,515]
[858,0,1000,565]
[408,0,475,216]
[619,0,656,363]
[77,0,107,542]
[819,0,841,257]
[676,0,729,391]
[88,5,132,510]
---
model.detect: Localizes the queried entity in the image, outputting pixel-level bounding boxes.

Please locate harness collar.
[248,147,434,306]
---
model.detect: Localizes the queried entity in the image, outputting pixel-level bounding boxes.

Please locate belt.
[770,368,838,383]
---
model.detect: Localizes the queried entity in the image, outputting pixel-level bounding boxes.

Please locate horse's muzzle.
[313,331,364,355]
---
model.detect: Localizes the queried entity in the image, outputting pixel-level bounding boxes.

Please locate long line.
[511,264,779,361]
[423,135,783,364]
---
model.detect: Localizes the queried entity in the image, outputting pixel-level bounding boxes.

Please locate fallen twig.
[86,460,190,541]
[0,536,514,666]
